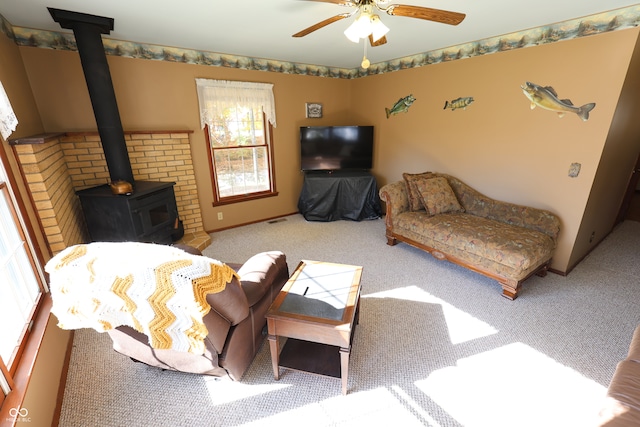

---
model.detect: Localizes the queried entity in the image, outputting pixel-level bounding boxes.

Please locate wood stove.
[77,181,179,244]
[50,8,182,244]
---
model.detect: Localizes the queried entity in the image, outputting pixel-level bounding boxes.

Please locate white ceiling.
[2,1,639,69]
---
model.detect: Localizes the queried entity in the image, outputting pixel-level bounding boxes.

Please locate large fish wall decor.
[386,94,416,118]
[444,97,474,111]
[521,81,596,121]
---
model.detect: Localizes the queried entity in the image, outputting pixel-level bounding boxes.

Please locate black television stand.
[297,170,382,222]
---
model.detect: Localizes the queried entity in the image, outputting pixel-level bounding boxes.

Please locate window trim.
[0,182,46,374]
[204,118,278,206]
[0,294,50,424]
[0,139,50,422]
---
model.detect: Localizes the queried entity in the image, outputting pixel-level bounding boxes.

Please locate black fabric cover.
[298,171,382,222]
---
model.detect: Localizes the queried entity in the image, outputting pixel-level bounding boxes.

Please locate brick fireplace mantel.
[10,130,210,255]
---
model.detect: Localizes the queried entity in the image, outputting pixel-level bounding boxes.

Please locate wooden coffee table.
[266,260,362,395]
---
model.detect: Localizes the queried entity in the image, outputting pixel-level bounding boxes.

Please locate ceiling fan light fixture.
[344,11,373,43]
[344,23,362,43]
[370,15,389,42]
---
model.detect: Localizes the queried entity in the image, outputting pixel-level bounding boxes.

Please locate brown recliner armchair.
[106,248,289,380]
[596,325,640,426]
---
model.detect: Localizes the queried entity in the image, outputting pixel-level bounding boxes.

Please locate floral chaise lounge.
[379,172,561,299]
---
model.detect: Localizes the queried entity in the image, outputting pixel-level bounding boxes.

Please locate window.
[0,145,46,408]
[196,79,278,205]
[0,181,43,367]
[0,81,47,418]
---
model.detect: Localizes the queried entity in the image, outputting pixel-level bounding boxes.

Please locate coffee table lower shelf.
[279,338,341,379]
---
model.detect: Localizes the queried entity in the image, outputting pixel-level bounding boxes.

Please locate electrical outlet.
[217,212,223,220]
[589,231,595,243]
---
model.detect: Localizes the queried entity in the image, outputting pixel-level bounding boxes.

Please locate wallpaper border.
[1,5,639,79]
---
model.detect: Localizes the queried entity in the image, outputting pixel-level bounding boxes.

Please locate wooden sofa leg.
[535,263,549,277]
[500,282,520,300]
[386,235,398,246]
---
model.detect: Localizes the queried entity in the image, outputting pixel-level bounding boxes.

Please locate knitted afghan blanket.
[45,242,238,354]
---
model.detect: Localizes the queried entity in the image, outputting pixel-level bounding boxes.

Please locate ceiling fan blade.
[293,13,352,37]
[385,5,466,25]
[297,0,356,5]
[369,34,387,47]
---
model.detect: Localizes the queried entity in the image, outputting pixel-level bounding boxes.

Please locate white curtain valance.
[195,79,276,128]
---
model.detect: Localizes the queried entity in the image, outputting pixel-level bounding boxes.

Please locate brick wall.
[10,130,209,255]
[11,134,86,254]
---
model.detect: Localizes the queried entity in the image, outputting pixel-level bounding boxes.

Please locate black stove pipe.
[49,8,134,185]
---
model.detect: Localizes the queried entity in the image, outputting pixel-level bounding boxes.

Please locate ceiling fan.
[292,0,466,47]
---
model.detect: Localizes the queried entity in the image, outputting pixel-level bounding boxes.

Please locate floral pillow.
[414,176,464,216]
[402,171,434,211]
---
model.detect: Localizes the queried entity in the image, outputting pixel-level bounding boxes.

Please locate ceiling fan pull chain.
[361,39,370,69]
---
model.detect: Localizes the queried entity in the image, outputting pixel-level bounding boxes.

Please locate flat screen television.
[300,125,374,171]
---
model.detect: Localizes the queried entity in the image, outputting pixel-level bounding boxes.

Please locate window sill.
[0,294,52,426]
[212,191,279,207]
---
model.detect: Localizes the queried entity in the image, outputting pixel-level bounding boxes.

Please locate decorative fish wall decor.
[444,97,474,111]
[521,82,596,121]
[385,94,416,118]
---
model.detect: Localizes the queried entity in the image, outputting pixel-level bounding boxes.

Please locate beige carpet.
[58,215,640,426]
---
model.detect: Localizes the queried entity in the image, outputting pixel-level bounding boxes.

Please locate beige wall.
[2,18,640,427]
[18,48,354,232]
[352,28,640,272]
[0,23,47,252]
[569,32,640,268]
[0,31,43,137]
[0,31,71,427]
[19,320,70,427]
[16,28,640,273]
